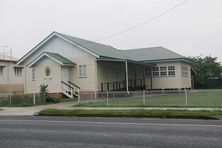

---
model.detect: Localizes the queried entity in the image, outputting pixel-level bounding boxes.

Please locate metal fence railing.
[0,92,51,107]
[78,89,222,107]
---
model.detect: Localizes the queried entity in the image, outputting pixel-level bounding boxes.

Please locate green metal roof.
[57,32,127,60]
[18,31,190,65]
[57,32,188,63]
[121,46,185,62]
[44,52,75,65]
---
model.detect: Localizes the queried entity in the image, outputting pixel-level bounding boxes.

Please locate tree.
[190,56,222,88]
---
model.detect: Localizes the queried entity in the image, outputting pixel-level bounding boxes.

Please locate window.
[32,68,36,81]
[79,65,86,77]
[152,65,176,77]
[144,67,151,77]
[160,66,167,76]
[168,66,175,76]
[152,66,159,76]
[181,65,188,77]
[45,66,51,76]
[0,66,3,76]
[14,67,23,76]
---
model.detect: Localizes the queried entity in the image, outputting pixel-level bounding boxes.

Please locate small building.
[17,31,193,98]
[0,54,24,93]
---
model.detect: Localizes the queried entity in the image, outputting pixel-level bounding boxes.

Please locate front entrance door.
[61,67,69,83]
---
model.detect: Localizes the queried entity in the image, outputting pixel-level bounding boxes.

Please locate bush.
[45,96,60,103]
[0,99,9,107]
[39,84,49,101]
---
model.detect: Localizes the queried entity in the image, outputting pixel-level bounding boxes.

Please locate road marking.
[0,119,222,127]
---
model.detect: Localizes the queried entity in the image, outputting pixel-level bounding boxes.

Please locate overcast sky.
[0,0,222,62]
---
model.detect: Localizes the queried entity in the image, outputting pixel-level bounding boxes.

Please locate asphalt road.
[0,116,222,148]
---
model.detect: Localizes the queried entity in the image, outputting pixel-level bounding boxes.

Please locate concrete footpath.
[0,102,75,116]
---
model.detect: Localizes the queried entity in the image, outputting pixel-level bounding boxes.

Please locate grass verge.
[38,109,222,119]
[0,97,77,107]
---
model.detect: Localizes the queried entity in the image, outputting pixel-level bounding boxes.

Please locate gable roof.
[27,52,75,67]
[18,31,191,65]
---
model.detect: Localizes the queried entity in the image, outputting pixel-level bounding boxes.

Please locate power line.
[91,0,190,42]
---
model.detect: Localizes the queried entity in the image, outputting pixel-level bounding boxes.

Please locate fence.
[0,92,49,107]
[79,89,222,107]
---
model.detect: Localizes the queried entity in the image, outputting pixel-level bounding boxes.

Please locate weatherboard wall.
[25,57,62,94]
[151,62,191,89]
[23,35,97,93]
[0,60,24,93]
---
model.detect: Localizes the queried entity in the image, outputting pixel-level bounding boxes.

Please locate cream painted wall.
[149,62,192,89]
[25,57,62,93]
[72,55,97,91]
[180,62,192,88]
[0,60,24,93]
[22,36,97,93]
[0,60,24,85]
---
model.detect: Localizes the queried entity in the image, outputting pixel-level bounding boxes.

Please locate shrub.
[45,96,60,103]
[39,84,49,101]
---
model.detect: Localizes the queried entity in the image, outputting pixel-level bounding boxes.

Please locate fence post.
[78,93,80,103]
[185,89,188,106]
[106,91,109,106]
[33,92,36,105]
[143,90,145,106]
[9,92,12,106]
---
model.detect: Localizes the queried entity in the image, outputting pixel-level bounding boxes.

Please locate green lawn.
[38,109,222,119]
[78,90,222,107]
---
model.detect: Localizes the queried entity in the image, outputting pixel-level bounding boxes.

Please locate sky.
[0,0,222,62]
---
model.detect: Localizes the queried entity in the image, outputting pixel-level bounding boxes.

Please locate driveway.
[0,101,75,116]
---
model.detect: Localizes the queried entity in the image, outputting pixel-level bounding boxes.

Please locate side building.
[0,54,24,93]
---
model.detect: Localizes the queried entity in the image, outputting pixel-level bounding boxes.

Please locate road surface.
[0,116,221,148]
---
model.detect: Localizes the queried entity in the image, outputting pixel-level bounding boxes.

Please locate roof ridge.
[56,32,117,49]
[55,32,127,59]
[121,46,162,51]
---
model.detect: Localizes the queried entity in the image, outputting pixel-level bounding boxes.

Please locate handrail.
[68,81,80,89]
[61,81,74,90]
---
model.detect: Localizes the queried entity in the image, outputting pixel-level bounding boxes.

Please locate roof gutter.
[96,58,155,66]
[140,58,194,64]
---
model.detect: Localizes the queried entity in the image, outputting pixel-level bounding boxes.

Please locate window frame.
[79,65,87,78]
[0,66,3,76]
[14,67,23,77]
[32,68,36,81]
[160,66,167,76]
[168,66,176,76]
[181,65,189,77]
[152,66,159,77]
